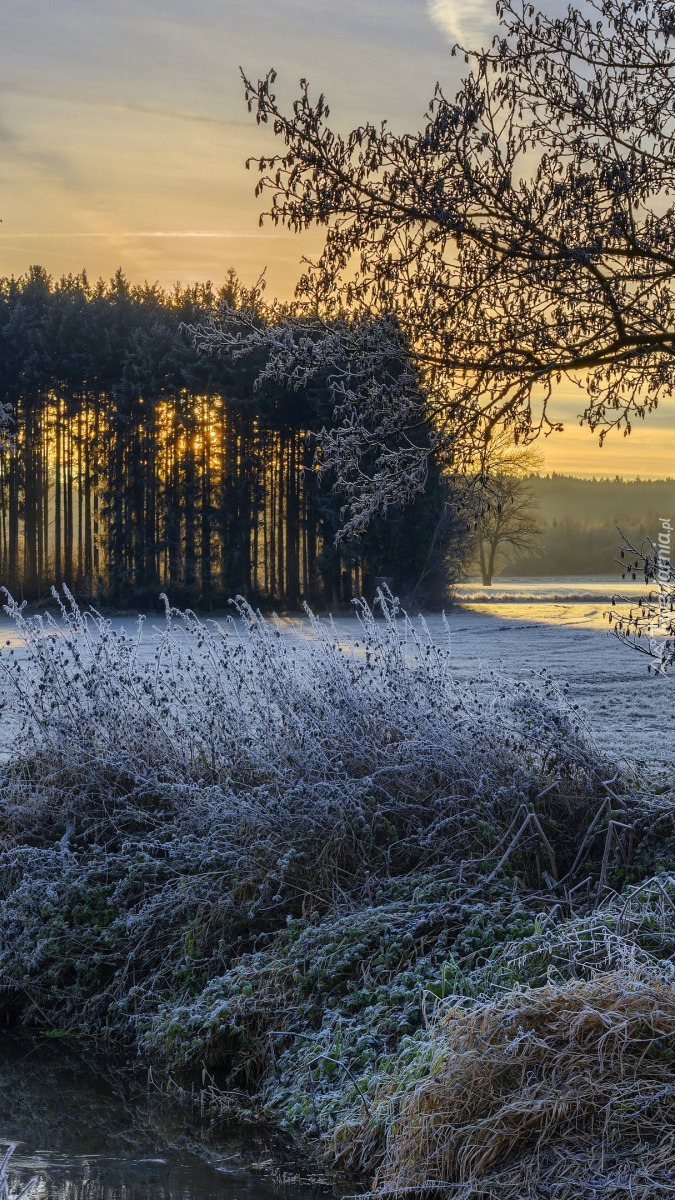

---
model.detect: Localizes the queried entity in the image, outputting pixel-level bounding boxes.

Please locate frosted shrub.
[0,588,617,1045]
[0,587,608,849]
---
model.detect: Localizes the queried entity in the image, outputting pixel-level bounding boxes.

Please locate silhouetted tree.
[204,0,675,535]
[473,437,544,586]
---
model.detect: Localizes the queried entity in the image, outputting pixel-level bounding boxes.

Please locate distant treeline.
[509,475,673,576]
[529,474,674,525]
[0,268,457,608]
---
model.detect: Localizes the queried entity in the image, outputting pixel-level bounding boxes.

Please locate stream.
[0,1034,329,1200]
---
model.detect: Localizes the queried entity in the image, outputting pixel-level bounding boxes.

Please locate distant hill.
[503,474,674,576]
[528,474,675,524]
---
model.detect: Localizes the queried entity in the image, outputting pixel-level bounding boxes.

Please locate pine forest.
[0,268,451,608]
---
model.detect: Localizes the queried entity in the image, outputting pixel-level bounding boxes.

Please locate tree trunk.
[479,540,492,586]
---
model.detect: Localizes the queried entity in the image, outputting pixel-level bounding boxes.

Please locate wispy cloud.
[0,82,246,129]
[127,230,272,239]
[0,231,274,240]
[0,104,85,193]
[427,0,499,47]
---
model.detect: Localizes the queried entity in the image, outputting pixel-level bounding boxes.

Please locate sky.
[1,0,675,481]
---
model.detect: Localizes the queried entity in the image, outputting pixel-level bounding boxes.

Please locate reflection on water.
[0,1035,327,1200]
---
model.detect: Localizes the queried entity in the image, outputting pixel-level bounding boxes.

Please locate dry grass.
[339,970,675,1198]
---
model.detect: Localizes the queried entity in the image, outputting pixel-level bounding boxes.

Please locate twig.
[308,1054,372,1115]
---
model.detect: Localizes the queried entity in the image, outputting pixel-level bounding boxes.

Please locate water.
[0,1035,329,1200]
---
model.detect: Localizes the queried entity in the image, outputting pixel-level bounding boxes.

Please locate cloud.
[427,0,499,47]
[0,82,247,130]
[0,103,84,193]
[123,231,271,239]
[0,231,273,241]
[539,422,675,479]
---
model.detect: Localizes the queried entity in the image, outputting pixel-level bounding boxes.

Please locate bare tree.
[196,0,675,538]
[473,438,544,585]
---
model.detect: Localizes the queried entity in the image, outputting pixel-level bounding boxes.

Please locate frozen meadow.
[0,577,670,770]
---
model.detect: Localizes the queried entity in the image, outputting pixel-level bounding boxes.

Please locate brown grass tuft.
[339,971,675,1198]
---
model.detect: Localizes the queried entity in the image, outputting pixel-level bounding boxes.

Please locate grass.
[338,968,675,1198]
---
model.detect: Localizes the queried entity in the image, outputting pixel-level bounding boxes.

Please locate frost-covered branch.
[190,305,439,538]
[605,522,675,671]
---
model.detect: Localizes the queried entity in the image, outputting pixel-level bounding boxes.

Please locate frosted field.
[443,577,674,772]
[0,575,671,772]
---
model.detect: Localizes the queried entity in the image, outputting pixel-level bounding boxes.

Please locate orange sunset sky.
[2,0,674,481]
